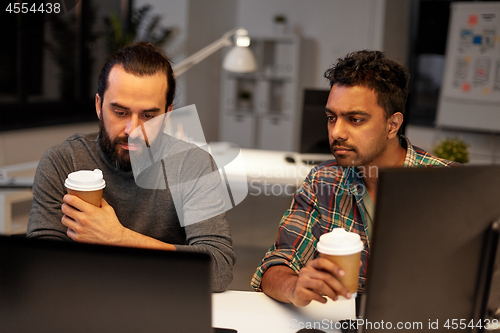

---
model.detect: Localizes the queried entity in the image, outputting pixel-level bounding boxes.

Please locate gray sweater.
[27,133,235,292]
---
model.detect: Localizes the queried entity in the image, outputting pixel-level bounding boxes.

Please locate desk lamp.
[173,28,257,76]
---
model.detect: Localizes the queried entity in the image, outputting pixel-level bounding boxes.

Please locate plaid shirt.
[251,136,458,293]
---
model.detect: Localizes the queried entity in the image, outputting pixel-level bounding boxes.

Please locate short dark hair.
[324,50,409,119]
[97,42,176,108]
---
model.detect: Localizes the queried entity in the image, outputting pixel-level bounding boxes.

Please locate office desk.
[212,291,356,333]
[202,142,331,187]
[237,148,331,186]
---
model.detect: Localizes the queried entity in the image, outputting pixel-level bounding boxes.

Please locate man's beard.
[98,118,132,172]
[330,140,358,167]
[330,135,387,168]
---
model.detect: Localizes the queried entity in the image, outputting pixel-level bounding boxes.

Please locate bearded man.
[27,42,235,292]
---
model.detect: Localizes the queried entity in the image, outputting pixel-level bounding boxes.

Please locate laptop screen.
[0,236,213,333]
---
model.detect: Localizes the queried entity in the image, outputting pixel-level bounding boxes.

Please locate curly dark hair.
[97,42,176,108]
[324,50,409,120]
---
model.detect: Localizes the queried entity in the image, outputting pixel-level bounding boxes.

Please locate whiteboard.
[436,2,500,132]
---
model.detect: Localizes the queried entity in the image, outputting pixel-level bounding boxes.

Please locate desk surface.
[213,291,355,333]
[237,148,331,186]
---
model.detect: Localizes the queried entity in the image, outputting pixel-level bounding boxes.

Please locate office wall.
[236,0,387,89]
[185,0,237,142]
[0,0,188,167]
[383,0,410,66]
[0,0,449,167]
[134,0,190,108]
[133,0,236,142]
[132,0,400,142]
[0,122,98,167]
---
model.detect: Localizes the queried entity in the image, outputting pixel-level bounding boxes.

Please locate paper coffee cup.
[317,228,364,294]
[65,169,106,207]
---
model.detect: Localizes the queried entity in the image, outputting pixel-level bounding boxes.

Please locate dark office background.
[406,0,498,128]
[0,0,128,131]
[0,0,496,133]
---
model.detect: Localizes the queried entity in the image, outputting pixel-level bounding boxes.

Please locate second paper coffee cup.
[317,228,364,295]
[65,169,106,207]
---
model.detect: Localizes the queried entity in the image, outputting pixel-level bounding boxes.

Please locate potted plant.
[432,137,470,163]
[103,4,175,56]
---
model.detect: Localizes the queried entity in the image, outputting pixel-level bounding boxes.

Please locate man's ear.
[164,104,173,121]
[387,112,403,139]
[95,94,102,120]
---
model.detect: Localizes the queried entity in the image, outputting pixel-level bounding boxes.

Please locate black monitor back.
[300,89,330,154]
[360,165,500,332]
[0,237,212,333]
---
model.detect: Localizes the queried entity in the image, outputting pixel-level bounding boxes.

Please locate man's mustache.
[126,129,162,147]
[118,135,147,147]
[114,136,129,146]
[331,140,356,151]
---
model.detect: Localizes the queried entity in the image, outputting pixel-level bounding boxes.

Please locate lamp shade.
[222,46,257,73]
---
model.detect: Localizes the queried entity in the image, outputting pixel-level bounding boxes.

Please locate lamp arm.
[173,28,241,77]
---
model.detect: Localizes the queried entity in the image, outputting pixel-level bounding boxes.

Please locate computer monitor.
[359,165,500,333]
[300,89,330,154]
[0,236,213,333]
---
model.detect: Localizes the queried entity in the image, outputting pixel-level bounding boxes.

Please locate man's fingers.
[308,257,345,277]
[61,202,76,216]
[305,269,348,299]
[61,202,84,223]
[61,214,77,230]
[297,264,351,301]
[303,259,352,299]
[293,285,328,306]
[63,194,94,212]
[66,227,76,239]
[63,194,80,207]
[298,274,339,301]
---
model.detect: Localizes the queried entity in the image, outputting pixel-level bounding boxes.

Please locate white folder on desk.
[213,291,355,333]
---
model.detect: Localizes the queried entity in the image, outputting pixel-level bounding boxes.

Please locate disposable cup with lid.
[65,169,106,191]
[317,228,364,256]
[317,228,364,295]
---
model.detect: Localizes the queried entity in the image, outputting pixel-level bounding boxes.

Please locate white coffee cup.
[65,169,106,207]
[317,228,364,294]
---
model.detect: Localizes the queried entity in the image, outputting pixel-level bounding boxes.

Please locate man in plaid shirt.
[251,50,457,307]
